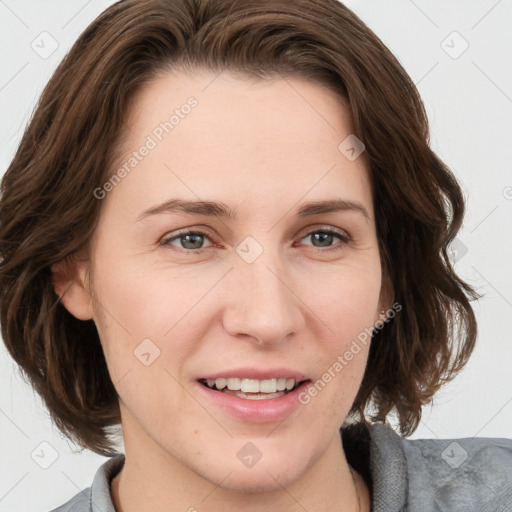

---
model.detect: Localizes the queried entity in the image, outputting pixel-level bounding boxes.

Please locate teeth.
[227,378,241,390]
[276,378,287,391]
[222,389,286,400]
[215,378,227,390]
[204,377,299,393]
[259,379,277,393]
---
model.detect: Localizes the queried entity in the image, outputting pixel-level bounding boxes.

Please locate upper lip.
[198,367,310,382]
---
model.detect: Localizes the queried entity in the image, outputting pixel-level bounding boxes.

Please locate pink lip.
[198,366,309,381]
[195,379,311,423]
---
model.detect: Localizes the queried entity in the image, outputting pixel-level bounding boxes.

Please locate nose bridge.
[223,237,301,344]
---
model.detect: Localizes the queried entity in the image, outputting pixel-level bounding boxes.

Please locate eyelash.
[161,227,351,254]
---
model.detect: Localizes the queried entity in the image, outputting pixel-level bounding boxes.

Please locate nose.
[221,247,305,347]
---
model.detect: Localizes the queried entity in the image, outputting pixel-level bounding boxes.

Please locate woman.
[1,1,510,511]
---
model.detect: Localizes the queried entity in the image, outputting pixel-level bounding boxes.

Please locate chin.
[211,464,305,494]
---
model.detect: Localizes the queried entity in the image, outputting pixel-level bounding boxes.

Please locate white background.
[1,1,511,510]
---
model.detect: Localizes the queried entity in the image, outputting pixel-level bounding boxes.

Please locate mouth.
[195,374,312,423]
[197,377,309,400]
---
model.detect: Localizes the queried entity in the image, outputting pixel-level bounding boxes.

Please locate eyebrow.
[136,197,371,223]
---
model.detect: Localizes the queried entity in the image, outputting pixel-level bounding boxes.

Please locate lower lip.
[195,381,311,423]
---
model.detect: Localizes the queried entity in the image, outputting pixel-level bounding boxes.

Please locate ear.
[51,255,94,321]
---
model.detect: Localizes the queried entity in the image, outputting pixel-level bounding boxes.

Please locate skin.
[54,69,391,512]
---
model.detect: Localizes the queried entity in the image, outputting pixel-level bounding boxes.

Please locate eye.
[162,230,213,252]
[299,228,350,250]
[161,227,351,254]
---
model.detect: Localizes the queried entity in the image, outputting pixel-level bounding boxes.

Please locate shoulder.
[367,422,512,511]
[401,432,512,510]
[50,488,90,512]
[49,454,124,512]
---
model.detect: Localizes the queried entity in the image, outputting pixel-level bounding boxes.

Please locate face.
[58,69,388,493]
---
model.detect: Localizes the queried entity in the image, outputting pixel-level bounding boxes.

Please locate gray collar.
[342,421,407,511]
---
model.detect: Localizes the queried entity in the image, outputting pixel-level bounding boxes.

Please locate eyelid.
[160,227,216,248]
[297,224,351,241]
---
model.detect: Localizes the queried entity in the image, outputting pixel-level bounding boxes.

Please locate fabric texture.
[50,421,512,511]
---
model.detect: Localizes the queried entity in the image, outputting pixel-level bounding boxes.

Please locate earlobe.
[51,256,94,321]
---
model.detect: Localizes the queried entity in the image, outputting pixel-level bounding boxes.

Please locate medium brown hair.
[0,0,479,456]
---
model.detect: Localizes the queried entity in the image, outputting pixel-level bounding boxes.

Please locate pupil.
[182,234,203,249]
[314,232,332,247]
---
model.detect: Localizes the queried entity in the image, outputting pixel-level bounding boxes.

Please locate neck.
[111,426,370,512]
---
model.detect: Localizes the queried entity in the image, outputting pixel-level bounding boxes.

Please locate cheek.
[90,257,187,338]
[301,257,382,337]
[299,259,381,394]
[89,255,214,391]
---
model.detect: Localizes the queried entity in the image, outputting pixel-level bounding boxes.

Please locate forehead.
[107,69,374,221]
[124,69,351,150]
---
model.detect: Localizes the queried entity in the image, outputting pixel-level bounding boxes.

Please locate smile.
[198,377,303,399]
[196,377,311,422]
